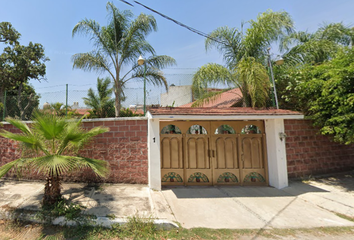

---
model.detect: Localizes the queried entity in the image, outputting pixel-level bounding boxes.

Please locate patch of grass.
[110,214,157,239]
[1,218,354,240]
[105,213,116,220]
[335,213,354,222]
[301,175,316,183]
[36,198,86,223]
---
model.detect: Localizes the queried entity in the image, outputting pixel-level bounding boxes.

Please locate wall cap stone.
[1,117,148,125]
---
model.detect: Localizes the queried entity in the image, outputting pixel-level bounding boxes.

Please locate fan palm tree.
[0,113,109,206]
[192,10,293,108]
[83,77,115,118]
[72,2,176,117]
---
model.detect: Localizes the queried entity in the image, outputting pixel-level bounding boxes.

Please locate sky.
[1,0,354,108]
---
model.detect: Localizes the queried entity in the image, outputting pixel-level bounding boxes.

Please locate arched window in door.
[214,124,236,134]
[161,125,182,134]
[241,125,261,134]
[187,125,208,134]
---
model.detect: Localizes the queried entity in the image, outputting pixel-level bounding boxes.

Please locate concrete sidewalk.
[0,180,177,227]
[0,174,354,229]
[162,179,354,229]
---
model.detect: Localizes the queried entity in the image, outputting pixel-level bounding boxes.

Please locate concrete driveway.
[160,177,354,229]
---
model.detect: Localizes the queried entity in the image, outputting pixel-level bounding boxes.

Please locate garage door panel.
[160,120,268,186]
[161,169,184,186]
[161,134,183,169]
[185,169,212,186]
[186,136,209,169]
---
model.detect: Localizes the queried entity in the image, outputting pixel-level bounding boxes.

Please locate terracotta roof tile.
[75,109,91,115]
[148,107,302,116]
[180,88,242,108]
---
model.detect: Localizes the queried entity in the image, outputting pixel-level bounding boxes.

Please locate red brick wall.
[0,118,148,184]
[2,118,354,183]
[284,119,354,178]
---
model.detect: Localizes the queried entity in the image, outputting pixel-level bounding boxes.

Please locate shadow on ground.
[311,170,354,192]
[164,180,328,199]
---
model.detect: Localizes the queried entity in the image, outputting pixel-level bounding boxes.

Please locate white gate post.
[147,113,161,190]
[264,119,288,189]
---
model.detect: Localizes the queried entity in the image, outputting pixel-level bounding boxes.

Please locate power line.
[119,0,228,46]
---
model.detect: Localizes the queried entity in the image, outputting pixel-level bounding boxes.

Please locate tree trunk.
[114,79,122,118]
[114,89,121,117]
[0,86,4,104]
[16,83,25,120]
[43,175,62,206]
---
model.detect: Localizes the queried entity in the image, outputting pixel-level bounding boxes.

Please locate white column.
[264,118,288,189]
[147,113,161,190]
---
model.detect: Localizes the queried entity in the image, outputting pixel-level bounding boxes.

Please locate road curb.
[0,209,179,229]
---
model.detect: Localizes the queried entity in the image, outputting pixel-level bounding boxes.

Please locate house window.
[241,125,261,134]
[161,125,182,134]
[188,125,207,134]
[214,124,235,134]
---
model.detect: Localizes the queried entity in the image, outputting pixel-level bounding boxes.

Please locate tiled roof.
[180,88,242,108]
[75,109,91,115]
[148,107,302,116]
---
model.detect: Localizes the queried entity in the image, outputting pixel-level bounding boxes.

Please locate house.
[160,85,193,107]
[180,88,243,108]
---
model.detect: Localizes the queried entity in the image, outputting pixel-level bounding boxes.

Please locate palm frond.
[236,57,270,108]
[205,26,243,68]
[192,63,234,99]
[31,155,76,177]
[130,67,168,90]
[33,113,66,140]
[191,89,231,107]
[0,158,28,178]
[72,156,109,178]
[1,118,46,154]
[71,52,113,78]
[244,10,294,59]
[4,118,31,135]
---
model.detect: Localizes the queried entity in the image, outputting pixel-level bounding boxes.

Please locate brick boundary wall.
[2,118,354,183]
[0,118,148,184]
[284,119,354,178]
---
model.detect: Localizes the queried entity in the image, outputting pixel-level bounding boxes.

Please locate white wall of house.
[160,85,192,107]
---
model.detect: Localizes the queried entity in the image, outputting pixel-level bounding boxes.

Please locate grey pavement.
[0,174,354,229]
[161,178,354,229]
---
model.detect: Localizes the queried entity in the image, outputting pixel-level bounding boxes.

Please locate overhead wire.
[119,0,228,46]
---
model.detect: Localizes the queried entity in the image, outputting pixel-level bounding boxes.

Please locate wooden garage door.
[160,121,268,186]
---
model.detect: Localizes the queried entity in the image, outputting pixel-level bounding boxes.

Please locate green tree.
[3,83,40,120]
[72,2,176,117]
[287,48,354,144]
[49,102,69,117]
[0,39,49,119]
[281,23,354,65]
[192,10,293,108]
[0,113,109,206]
[83,77,115,118]
[276,23,354,110]
[0,22,20,44]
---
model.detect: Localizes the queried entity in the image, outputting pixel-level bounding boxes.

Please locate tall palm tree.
[0,113,109,206]
[281,23,354,65]
[72,2,176,117]
[192,10,293,108]
[83,77,115,118]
